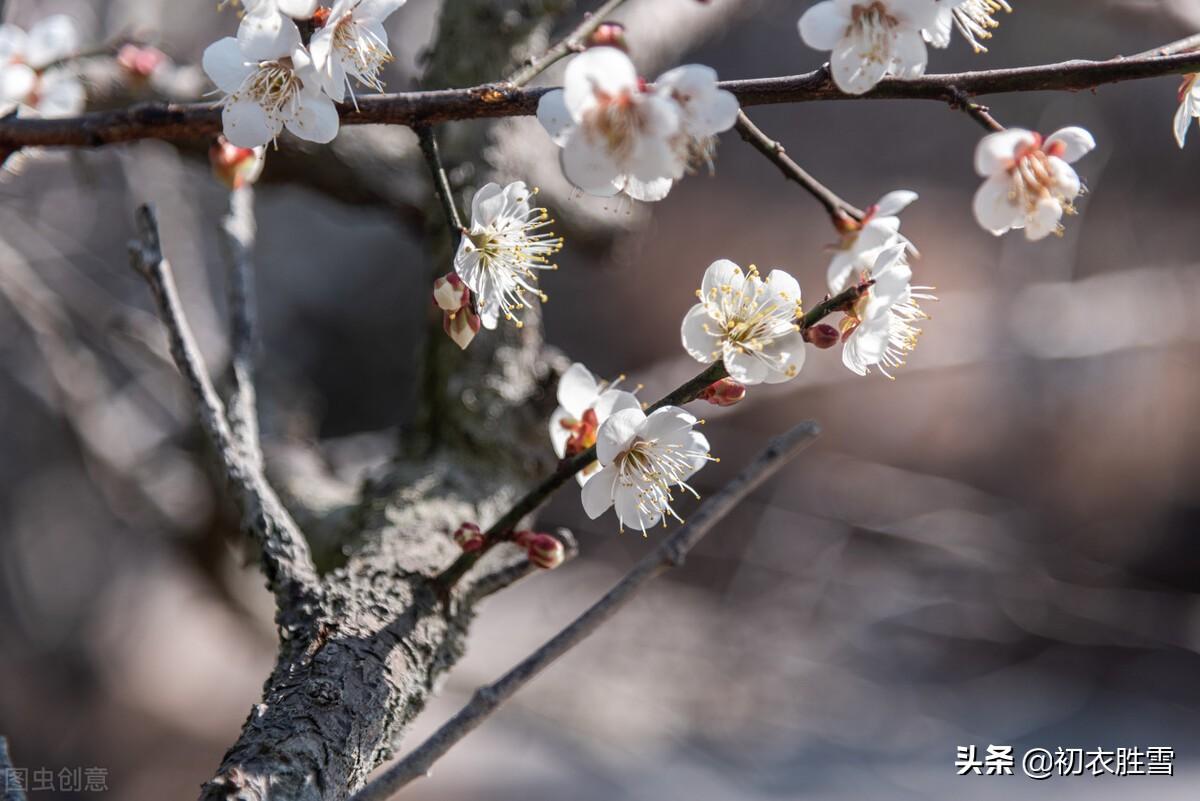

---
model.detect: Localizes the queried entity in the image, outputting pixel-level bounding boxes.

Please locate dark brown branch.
[4,50,1200,150]
[219,185,262,467]
[434,281,870,589]
[505,0,630,88]
[414,124,464,239]
[946,87,1005,132]
[351,421,820,801]
[734,110,864,224]
[129,204,320,614]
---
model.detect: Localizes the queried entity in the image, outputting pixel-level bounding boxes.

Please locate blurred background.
[2,0,1200,798]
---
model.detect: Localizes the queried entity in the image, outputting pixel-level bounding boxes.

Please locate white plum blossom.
[537,47,682,201]
[1174,74,1200,149]
[839,244,935,378]
[972,126,1096,241]
[947,0,1012,53]
[581,406,712,533]
[0,15,85,118]
[203,26,339,148]
[681,260,806,385]
[549,363,641,485]
[236,0,319,62]
[453,181,563,329]
[798,0,957,95]
[309,0,405,103]
[827,189,917,293]
[654,64,740,172]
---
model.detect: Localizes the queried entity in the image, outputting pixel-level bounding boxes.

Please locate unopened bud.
[117,44,169,79]
[452,522,485,552]
[515,531,564,570]
[803,323,840,349]
[432,272,469,312]
[443,305,481,350]
[209,136,265,190]
[311,6,332,27]
[831,210,862,236]
[699,377,746,407]
[587,22,627,51]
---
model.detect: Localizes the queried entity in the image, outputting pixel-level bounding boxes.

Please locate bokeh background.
[2,0,1200,798]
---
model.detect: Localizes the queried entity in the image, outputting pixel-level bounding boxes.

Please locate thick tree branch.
[0,737,24,801]
[351,421,821,801]
[129,205,320,613]
[4,50,1200,150]
[505,0,631,88]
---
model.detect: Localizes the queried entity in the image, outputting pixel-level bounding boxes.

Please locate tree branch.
[219,185,262,467]
[351,420,820,801]
[4,49,1200,150]
[0,737,24,801]
[505,0,631,88]
[414,124,464,240]
[128,204,320,614]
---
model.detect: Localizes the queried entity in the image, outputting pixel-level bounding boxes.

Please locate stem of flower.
[946,86,1005,132]
[505,0,631,89]
[414,123,464,242]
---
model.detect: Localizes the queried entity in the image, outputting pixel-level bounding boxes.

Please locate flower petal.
[581,464,618,519]
[798,1,848,51]
[563,46,638,120]
[560,130,623,196]
[202,37,253,94]
[764,268,802,306]
[972,173,1019,235]
[536,89,574,147]
[974,128,1035,176]
[278,0,320,17]
[614,480,661,532]
[701,259,745,298]
[874,189,918,216]
[623,175,674,202]
[1175,100,1192,149]
[641,406,698,444]
[238,10,302,62]
[549,405,572,459]
[0,25,29,63]
[1047,156,1080,201]
[34,71,85,117]
[26,14,78,68]
[724,346,770,385]
[356,0,408,20]
[761,330,807,384]
[222,99,280,148]
[285,92,340,143]
[680,303,721,365]
[889,27,928,80]
[1024,197,1063,241]
[557,362,600,416]
[0,63,35,107]
[594,389,641,420]
[597,407,646,465]
[470,182,506,227]
[1045,126,1096,164]
[830,31,890,95]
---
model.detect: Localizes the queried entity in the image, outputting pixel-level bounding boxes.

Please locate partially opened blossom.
[581,406,712,533]
[0,15,85,118]
[681,260,806,385]
[798,0,956,95]
[655,64,740,172]
[453,181,563,330]
[209,136,266,189]
[309,0,405,103]
[1175,74,1200,149]
[827,190,917,293]
[536,47,684,201]
[839,244,935,378]
[203,29,339,148]
[549,363,640,485]
[972,126,1096,241]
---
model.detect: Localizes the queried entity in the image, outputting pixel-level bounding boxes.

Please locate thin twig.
[734,110,863,224]
[220,185,262,467]
[129,204,320,609]
[464,528,579,606]
[505,0,630,88]
[435,281,869,588]
[351,421,820,801]
[0,737,24,801]
[414,124,464,241]
[1133,33,1200,60]
[947,87,1005,132]
[5,49,1200,149]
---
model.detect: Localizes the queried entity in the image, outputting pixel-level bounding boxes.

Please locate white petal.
[202,38,253,94]
[597,407,646,465]
[701,259,745,297]
[581,464,618,519]
[560,131,623,196]
[308,29,341,98]
[1175,100,1192,149]
[1024,198,1062,241]
[614,482,661,531]
[1047,156,1080,201]
[974,128,1035,176]
[536,90,573,147]
[238,11,301,62]
[724,346,770,385]
[0,25,28,63]
[26,14,78,67]
[563,46,638,120]
[549,406,572,459]
[922,9,954,48]
[623,175,675,202]
[593,389,641,420]
[1045,126,1096,164]
[798,1,848,51]
[278,0,320,17]
[34,72,84,117]
[640,406,698,443]
[761,330,807,384]
[874,189,918,216]
[681,304,720,364]
[285,92,340,143]
[830,32,889,95]
[356,0,408,20]
[557,362,601,416]
[469,182,506,227]
[842,318,886,375]
[972,173,1019,235]
[889,27,928,79]
[764,269,802,305]
[0,63,35,106]
[684,431,711,473]
[222,99,280,148]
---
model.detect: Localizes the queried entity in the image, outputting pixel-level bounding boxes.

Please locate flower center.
[333,14,393,93]
[850,2,898,64]
[233,59,303,122]
[614,435,711,532]
[699,267,802,374]
[560,408,599,458]
[586,88,650,161]
[1008,135,1073,217]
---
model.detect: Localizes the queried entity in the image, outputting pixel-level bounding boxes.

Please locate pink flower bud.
[432,273,469,312]
[443,306,481,350]
[515,531,564,570]
[117,44,169,79]
[699,377,746,407]
[452,522,485,552]
[587,22,627,51]
[209,136,265,190]
[803,323,840,350]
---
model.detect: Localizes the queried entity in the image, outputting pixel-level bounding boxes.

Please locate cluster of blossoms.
[0,15,85,118]
[202,0,406,148]
[798,0,1015,95]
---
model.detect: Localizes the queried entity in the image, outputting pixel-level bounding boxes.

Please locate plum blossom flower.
[972,126,1096,241]
[581,406,713,533]
[838,244,935,378]
[798,0,956,95]
[1174,74,1200,149]
[947,0,1012,53]
[654,64,740,173]
[0,15,86,118]
[536,47,685,202]
[203,27,339,148]
[235,0,320,62]
[681,260,806,385]
[453,181,563,330]
[827,190,917,293]
[549,363,641,485]
[309,0,405,103]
